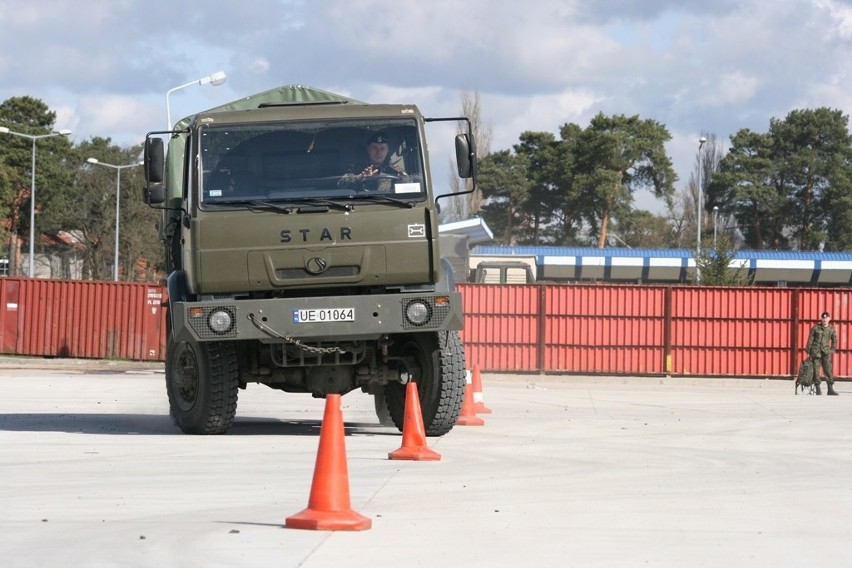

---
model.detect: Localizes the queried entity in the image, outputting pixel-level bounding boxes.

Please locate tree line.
[449,101,852,254]
[3,93,852,283]
[0,96,160,280]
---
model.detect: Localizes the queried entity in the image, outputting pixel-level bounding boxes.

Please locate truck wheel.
[373,387,395,427]
[166,339,239,434]
[384,331,466,436]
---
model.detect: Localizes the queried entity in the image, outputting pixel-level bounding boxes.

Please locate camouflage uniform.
[806,313,839,395]
[338,132,408,191]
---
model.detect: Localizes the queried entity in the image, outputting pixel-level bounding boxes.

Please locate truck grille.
[276,266,359,279]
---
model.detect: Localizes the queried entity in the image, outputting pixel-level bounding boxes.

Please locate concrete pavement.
[1,364,851,567]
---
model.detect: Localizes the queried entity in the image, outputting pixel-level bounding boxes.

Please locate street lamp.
[696,136,707,284]
[87,158,143,281]
[0,126,72,277]
[166,71,227,129]
[713,205,720,248]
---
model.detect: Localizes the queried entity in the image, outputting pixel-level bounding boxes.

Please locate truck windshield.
[199,118,425,206]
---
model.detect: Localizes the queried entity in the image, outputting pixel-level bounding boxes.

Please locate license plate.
[293,307,355,323]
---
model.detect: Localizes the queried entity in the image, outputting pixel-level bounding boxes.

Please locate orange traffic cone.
[389,381,441,461]
[285,394,372,531]
[456,376,485,426]
[471,363,492,414]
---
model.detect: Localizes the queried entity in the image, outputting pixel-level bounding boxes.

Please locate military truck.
[142,85,476,435]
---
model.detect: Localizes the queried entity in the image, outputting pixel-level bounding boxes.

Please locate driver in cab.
[339,131,408,191]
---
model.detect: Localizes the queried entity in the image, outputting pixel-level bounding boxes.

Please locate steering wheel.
[360,173,398,192]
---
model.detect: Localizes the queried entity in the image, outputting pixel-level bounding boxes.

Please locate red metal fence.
[459,283,852,378]
[0,277,849,379]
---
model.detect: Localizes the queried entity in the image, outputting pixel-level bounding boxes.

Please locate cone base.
[456,415,485,426]
[285,508,372,531]
[388,445,442,461]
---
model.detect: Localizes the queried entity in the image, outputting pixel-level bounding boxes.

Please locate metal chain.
[247,313,346,354]
[284,335,346,354]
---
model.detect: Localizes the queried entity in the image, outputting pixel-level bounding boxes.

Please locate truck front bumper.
[170,292,464,343]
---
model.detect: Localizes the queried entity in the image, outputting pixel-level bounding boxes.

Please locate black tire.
[166,338,239,434]
[384,331,466,436]
[167,218,182,271]
[373,387,395,427]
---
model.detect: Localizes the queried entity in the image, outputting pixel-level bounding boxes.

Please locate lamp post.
[86,158,143,281]
[0,126,72,277]
[713,205,719,248]
[696,136,707,284]
[166,71,227,129]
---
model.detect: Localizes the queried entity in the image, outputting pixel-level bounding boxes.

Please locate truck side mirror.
[455,134,476,179]
[143,136,166,205]
[143,183,166,205]
[145,137,165,184]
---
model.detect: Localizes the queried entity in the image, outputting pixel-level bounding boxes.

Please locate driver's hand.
[358,165,378,179]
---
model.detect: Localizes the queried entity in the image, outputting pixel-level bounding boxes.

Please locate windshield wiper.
[247,200,297,213]
[351,194,416,208]
[251,198,353,213]
[290,197,354,212]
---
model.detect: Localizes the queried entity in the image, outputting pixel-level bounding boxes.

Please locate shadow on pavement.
[0,413,394,436]
[0,413,177,434]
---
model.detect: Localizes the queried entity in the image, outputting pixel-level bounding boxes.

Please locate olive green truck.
[142,85,476,435]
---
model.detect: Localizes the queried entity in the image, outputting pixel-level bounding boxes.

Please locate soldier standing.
[806,311,839,396]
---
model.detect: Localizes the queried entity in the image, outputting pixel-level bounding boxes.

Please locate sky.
[2,0,852,214]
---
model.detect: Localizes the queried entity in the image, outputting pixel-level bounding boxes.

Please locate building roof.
[471,246,852,261]
[438,217,494,246]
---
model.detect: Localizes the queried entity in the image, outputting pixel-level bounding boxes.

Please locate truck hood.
[190,206,438,294]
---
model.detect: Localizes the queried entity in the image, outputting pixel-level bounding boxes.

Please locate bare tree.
[446,90,493,221]
[668,132,724,248]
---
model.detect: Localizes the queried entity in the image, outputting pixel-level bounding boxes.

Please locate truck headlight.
[405,300,431,326]
[208,309,234,334]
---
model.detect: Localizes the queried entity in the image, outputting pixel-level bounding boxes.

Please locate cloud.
[703,72,761,107]
[485,88,606,151]
[248,58,271,74]
[2,0,852,215]
[67,95,150,149]
[815,0,852,40]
